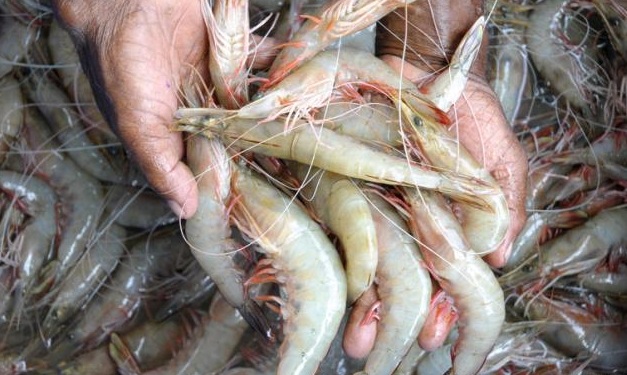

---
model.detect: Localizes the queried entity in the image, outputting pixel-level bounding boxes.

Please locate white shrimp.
[179,116,498,211]
[405,188,505,375]
[184,134,270,339]
[290,163,378,304]
[355,192,431,375]
[231,165,346,375]
[0,76,23,164]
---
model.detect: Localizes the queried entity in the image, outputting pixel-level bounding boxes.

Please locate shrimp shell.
[405,189,505,375]
[232,165,346,375]
[355,192,431,375]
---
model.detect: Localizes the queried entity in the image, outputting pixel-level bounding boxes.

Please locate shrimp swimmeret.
[231,165,346,375]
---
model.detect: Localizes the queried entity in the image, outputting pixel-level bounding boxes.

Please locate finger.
[452,78,528,267]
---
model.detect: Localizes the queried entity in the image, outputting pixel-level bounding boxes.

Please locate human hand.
[51,0,208,218]
[377,0,528,268]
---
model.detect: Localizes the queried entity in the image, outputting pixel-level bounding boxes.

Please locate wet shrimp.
[19,107,103,285]
[203,0,249,109]
[0,76,23,164]
[355,192,431,375]
[179,116,498,210]
[342,285,379,360]
[405,189,505,375]
[0,170,57,319]
[112,292,250,375]
[0,16,36,78]
[499,207,627,288]
[103,185,176,230]
[231,165,346,375]
[290,163,377,304]
[185,134,271,339]
[40,224,126,339]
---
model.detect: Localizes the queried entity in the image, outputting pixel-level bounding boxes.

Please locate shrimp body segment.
[232,166,347,375]
[405,189,505,375]
[355,193,431,375]
[291,164,378,304]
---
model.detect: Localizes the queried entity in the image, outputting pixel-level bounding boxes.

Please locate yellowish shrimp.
[231,164,347,375]
[356,192,431,375]
[290,163,377,304]
[202,0,250,109]
[178,116,498,211]
[264,0,417,89]
[405,188,505,375]
[185,134,270,339]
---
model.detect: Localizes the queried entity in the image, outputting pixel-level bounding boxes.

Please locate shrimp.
[518,292,627,372]
[203,0,250,109]
[391,341,426,375]
[231,165,346,375]
[0,15,36,79]
[355,192,431,375]
[290,163,378,304]
[0,171,56,309]
[112,292,250,375]
[41,230,190,360]
[103,185,176,229]
[185,134,271,340]
[404,188,505,375]
[499,207,627,288]
[25,69,132,185]
[40,224,126,339]
[155,262,216,321]
[179,116,499,210]
[19,106,103,284]
[264,0,417,89]
[0,76,23,164]
[526,0,608,128]
[417,289,458,352]
[591,0,627,60]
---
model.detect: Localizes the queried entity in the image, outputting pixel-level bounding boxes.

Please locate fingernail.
[167,199,185,218]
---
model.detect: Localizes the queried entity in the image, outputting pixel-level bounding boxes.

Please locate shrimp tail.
[239,299,275,343]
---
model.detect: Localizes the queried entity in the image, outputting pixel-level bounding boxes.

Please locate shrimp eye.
[413,116,423,127]
[521,264,533,273]
[609,17,620,27]
[67,332,76,341]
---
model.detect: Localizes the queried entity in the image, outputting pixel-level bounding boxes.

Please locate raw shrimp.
[0,76,23,164]
[355,192,431,375]
[0,16,36,78]
[179,116,498,210]
[26,69,132,184]
[265,0,417,88]
[405,189,505,375]
[112,292,250,375]
[391,341,426,375]
[417,289,458,352]
[203,0,249,109]
[19,107,103,283]
[231,165,346,375]
[290,163,377,304]
[591,0,627,60]
[526,0,608,126]
[155,262,216,321]
[519,292,627,372]
[0,171,56,305]
[103,185,176,229]
[41,224,126,339]
[185,135,271,339]
[499,207,627,288]
[42,230,190,360]
[552,130,627,181]
[579,270,627,295]
[504,189,625,271]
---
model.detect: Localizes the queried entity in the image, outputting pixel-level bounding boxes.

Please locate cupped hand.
[378,0,528,268]
[52,0,208,218]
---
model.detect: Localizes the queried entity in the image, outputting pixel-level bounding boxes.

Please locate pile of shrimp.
[0,0,625,374]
